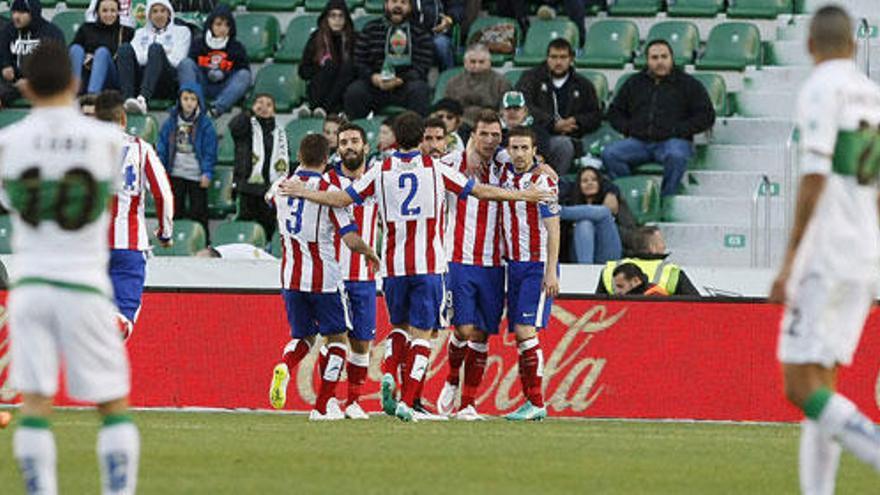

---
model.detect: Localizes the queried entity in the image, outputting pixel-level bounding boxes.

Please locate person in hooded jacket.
[297,0,356,117]
[0,0,64,107]
[117,0,191,114]
[69,0,135,95]
[177,4,249,118]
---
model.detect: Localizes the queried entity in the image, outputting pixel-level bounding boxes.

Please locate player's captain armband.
[829,127,880,185]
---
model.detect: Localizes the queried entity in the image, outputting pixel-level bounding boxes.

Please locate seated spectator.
[500,90,533,145]
[177,4,249,118]
[79,93,98,116]
[119,0,192,114]
[298,0,356,117]
[412,0,464,71]
[70,0,135,96]
[516,38,601,174]
[420,116,448,159]
[85,0,136,29]
[0,0,64,108]
[611,262,668,296]
[157,82,217,241]
[367,116,396,168]
[430,98,464,153]
[444,43,511,128]
[561,167,629,264]
[229,93,287,239]
[344,0,433,118]
[595,226,700,296]
[603,40,715,197]
[323,114,345,167]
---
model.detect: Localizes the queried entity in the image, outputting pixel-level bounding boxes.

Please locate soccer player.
[499,126,560,421]
[281,112,550,421]
[268,134,380,421]
[769,6,880,493]
[95,90,175,341]
[3,40,139,494]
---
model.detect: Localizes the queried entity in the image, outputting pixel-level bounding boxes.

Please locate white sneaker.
[455,405,485,421]
[309,398,345,421]
[436,381,458,416]
[344,401,370,420]
[124,95,147,115]
[413,406,449,421]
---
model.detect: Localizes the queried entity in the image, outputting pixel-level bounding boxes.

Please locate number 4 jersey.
[0,107,123,294]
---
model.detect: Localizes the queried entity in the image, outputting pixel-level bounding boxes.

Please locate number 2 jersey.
[0,106,123,294]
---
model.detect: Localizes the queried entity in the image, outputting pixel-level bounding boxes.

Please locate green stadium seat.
[251,63,301,113]
[217,126,235,165]
[692,72,729,117]
[152,220,206,256]
[635,21,700,67]
[351,117,382,149]
[0,109,28,129]
[514,19,578,66]
[269,229,281,256]
[275,14,319,63]
[125,113,159,145]
[208,166,236,219]
[285,118,325,162]
[0,215,11,254]
[147,99,175,111]
[666,0,724,17]
[696,22,761,71]
[608,0,663,16]
[503,68,525,87]
[364,0,384,13]
[40,0,59,7]
[305,0,360,10]
[576,20,639,68]
[236,13,280,63]
[217,0,241,7]
[576,70,609,103]
[175,12,207,29]
[433,67,463,103]
[727,0,792,19]
[466,16,521,65]
[213,220,267,247]
[354,14,382,33]
[65,0,91,8]
[613,175,661,225]
[581,122,623,157]
[248,0,302,11]
[53,10,85,44]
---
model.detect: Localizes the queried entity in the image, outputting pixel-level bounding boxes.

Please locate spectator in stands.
[79,93,98,116]
[421,116,448,159]
[157,82,217,241]
[118,0,192,115]
[603,40,715,198]
[515,38,601,174]
[595,226,699,296]
[561,167,628,264]
[495,0,529,36]
[324,114,345,167]
[368,116,396,168]
[229,93,287,239]
[411,0,464,71]
[177,4,250,118]
[85,0,135,29]
[298,0,356,117]
[443,43,510,129]
[344,0,433,118]
[70,0,135,96]
[0,0,64,108]
[536,1,605,48]
[430,97,465,153]
[610,262,668,296]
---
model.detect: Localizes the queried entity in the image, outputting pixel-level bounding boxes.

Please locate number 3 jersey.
[0,107,123,294]
[271,169,357,293]
[790,59,880,283]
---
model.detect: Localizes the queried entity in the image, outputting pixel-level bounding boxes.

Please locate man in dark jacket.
[411,0,464,71]
[0,0,64,107]
[343,0,434,118]
[177,4,250,117]
[603,40,715,197]
[515,38,601,174]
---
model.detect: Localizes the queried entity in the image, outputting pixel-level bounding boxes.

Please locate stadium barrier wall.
[3,290,880,422]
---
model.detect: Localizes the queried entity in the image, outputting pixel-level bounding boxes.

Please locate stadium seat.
[581,122,623,157]
[247,0,302,12]
[466,16,521,65]
[364,0,384,13]
[576,20,639,68]
[176,12,207,29]
[514,19,579,66]
[635,21,700,67]
[147,99,175,111]
[613,176,661,224]
[727,0,792,19]
[269,229,281,256]
[152,220,207,256]
[696,22,761,71]
[0,215,11,254]
[433,67,463,103]
[354,14,382,32]
[576,70,609,103]
[236,13,280,63]
[666,0,724,17]
[275,14,319,63]
[607,0,663,16]
[305,0,361,10]
[125,113,159,145]
[217,126,235,165]
[208,166,237,219]
[251,63,301,113]
[65,0,91,8]
[692,72,729,116]
[0,109,28,129]
[53,10,85,44]
[285,118,325,161]
[352,117,382,149]
[213,220,267,247]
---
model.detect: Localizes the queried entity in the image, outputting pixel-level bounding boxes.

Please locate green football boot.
[504,401,547,421]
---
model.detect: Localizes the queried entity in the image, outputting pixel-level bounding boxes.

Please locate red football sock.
[282,339,311,372]
[346,352,370,406]
[460,341,488,409]
[517,338,544,408]
[400,339,432,407]
[315,343,346,414]
[382,328,409,380]
[445,333,467,386]
[318,345,329,377]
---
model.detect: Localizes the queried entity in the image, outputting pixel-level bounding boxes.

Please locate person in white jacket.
[116,0,190,114]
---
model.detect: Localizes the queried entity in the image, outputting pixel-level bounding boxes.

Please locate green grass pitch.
[0,410,877,494]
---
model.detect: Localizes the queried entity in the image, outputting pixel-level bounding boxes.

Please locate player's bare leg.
[505,325,547,421]
[344,337,371,419]
[96,397,140,494]
[270,335,317,409]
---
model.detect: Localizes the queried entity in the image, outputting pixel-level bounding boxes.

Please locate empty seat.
[269,229,282,256]
[213,220,267,247]
[613,176,661,224]
[666,0,724,17]
[152,219,206,256]
[275,14,319,64]
[208,166,236,219]
[692,72,729,116]
[248,0,302,12]
[636,21,700,67]
[364,0,384,13]
[236,13,280,62]
[65,0,91,8]
[576,70,609,103]
[251,63,302,113]
[581,122,624,156]
[433,67,464,103]
[514,19,579,66]
[306,0,361,10]
[217,126,235,165]
[351,117,383,149]
[696,22,761,71]
[53,10,85,44]
[285,118,325,161]
[125,113,159,145]
[727,0,792,19]
[608,0,663,16]
[576,20,639,68]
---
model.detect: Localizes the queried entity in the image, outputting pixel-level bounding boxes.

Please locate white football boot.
[455,405,485,421]
[344,401,370,420]
[436,381,458,416]
[309,398,345,421]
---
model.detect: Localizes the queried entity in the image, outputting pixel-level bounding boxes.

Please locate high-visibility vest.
[603,258,681,295]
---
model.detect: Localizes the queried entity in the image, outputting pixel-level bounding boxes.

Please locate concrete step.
[767,40,812,66]
[658,222,785,268]
[743,65,811,91]
[687,170,784,197]
[700,144,787,173]
[665,195,785,228]
[735,90,797,119]
[709,117,793,145]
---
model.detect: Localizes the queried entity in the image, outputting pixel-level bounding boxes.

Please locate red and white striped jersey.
[345,150,475,277]
[272,169,356,292]
[109,134,174,251]
[499,163,560,263]
[324,166,379,282]
[441,150,505,267]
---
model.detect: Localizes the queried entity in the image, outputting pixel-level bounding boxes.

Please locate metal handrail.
[750,174,771,268]
[859,18,872,77]
[763,175,772,267]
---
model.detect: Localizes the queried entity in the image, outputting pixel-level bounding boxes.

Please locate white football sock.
[97,419,140,495]
[799,419,841,495]
[13,423,57,495]
[817,393,880,471]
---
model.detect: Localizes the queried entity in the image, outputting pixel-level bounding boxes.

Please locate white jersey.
[324,166,380,282]
[789,59,880,286]
[109,134,174,251]
[0,106,122,295]
[499,163,560,263]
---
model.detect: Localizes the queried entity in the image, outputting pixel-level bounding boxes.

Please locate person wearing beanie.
[297,0,356,117]
[69,0,135,95]
[0,0,64,107]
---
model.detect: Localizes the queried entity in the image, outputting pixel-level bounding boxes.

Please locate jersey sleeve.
[346,160,381,205]
[142,142,174,240]
[323,181,358,236]
[438,160,475,199]
[796,81,839,175]
[537,175,560,219]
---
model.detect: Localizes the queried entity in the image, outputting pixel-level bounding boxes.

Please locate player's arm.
[543,215,561,298]
[341,231,381,271]
[278,179,353,207]
[144,144,174,247]
[469,182,553,203]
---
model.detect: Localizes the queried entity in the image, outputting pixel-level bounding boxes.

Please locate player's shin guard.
[806,388,880,471]
[14,417,57,495]
[315,343,347,414]
[446,333,467,386]
[517,338,545,408]
[460,341,488,409]
[282,339,311,372]
[401,339,432,407]
[346,352,370,406]
[382,328,409,381]
[97,414,140,495]
[800,419,841,495]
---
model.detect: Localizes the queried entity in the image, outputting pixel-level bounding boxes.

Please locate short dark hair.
[810,5,853,56]
[612,262,648,285]
[423,117,447,135]
[645,39,675,60]
[507,125,536,146]
[299,134,329,166]
[474,109,502,131]
[253,92,276,108]
[324,114,346,127]
[431,97,463,116]
[79,93,98,108]
[337,122,367,143]
[94,90,125,123]
[547,37,574,57]
[22,40,72,98]
[392,111,424,149]
[634,225,662,253]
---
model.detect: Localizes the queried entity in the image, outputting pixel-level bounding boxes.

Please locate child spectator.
[561,167,631,264]
[70,0,135,95]
[0,0,64,108]
[367,116,396,168]
[430,97,465,153]
[298,0,356,117]
[323,114,345,167]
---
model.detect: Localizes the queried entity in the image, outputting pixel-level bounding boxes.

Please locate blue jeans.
[433,33,454,72]
[70,44,119,94]
[602,137,694,197]
[177,58,251,114]
[560,204,622,264]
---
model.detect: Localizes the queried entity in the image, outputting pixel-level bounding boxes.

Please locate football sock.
[445,333,467,387]
[282,339,311,373]
[318,345,329,378]
[517,338,545,408]
[799,419,841,495]
[346,352,370,406]
[315,343,347,414]
[401,339,432,407]
[97,414,140,495]
[460,341,488,409]
[14,416,57,495]
[806,388,880,470]
[382,328,409,380]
